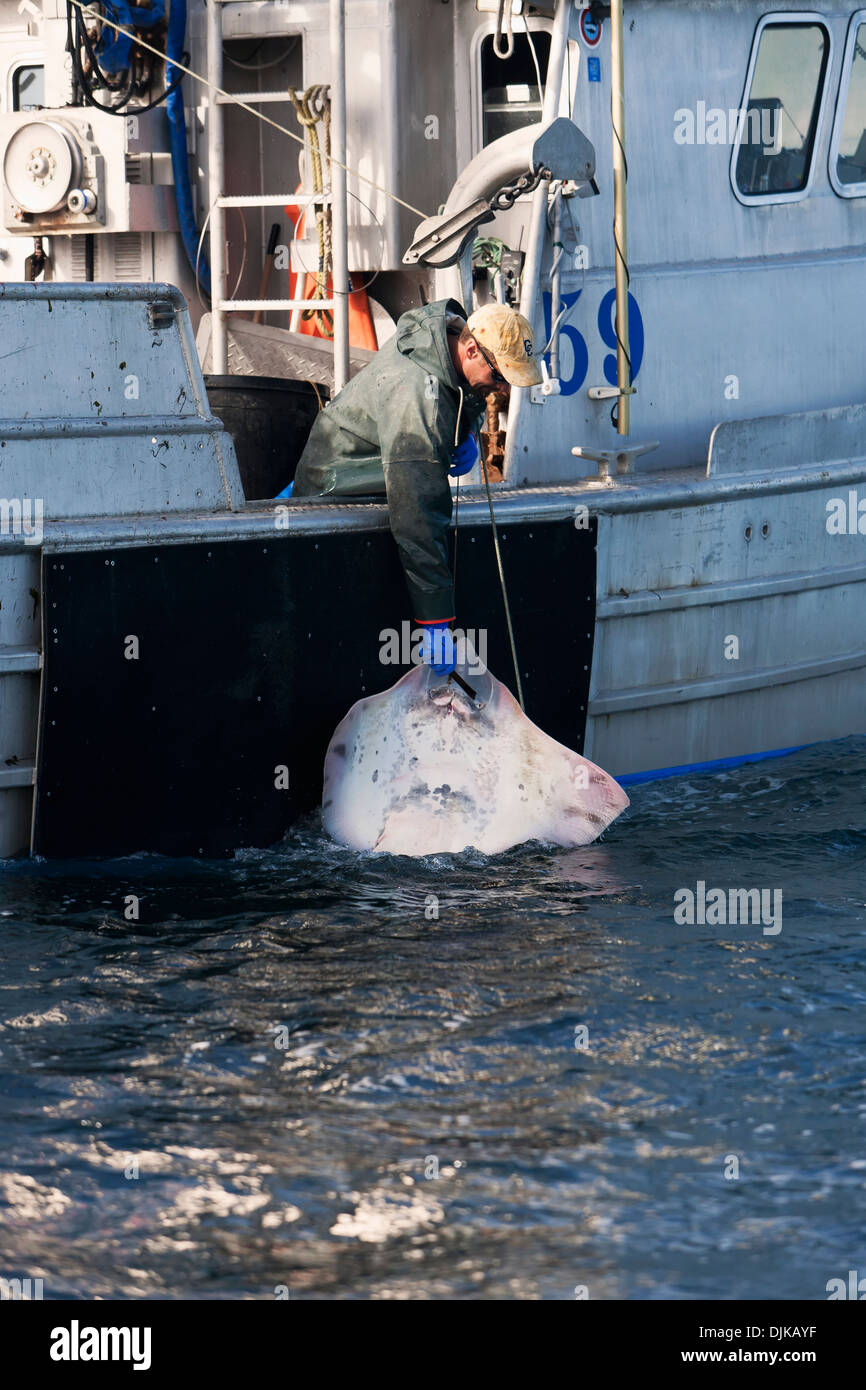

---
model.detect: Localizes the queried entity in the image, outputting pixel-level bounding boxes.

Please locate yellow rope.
[290,84,333,336]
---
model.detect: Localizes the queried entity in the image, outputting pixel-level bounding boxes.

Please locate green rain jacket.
[292,297,486,622]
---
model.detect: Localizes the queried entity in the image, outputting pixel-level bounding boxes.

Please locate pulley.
[3,120,83,215]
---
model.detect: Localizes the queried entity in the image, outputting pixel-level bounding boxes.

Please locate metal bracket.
[587,383,637,400]
[403,117,598,268]
[403,172,550,270]
[147,299,175,331]
[562,176,600,199]
[402,198,496,270]
[571,440,660,481]
[530,359,562,404]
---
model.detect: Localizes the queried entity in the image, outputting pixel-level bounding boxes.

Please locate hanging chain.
[488,166,551,214]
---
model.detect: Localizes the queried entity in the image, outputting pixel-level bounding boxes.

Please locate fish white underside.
[322,664,629,856]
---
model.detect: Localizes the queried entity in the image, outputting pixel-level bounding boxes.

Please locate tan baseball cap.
[466,303,543,387]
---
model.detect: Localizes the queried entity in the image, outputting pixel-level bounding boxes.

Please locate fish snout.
[426,683,487,718]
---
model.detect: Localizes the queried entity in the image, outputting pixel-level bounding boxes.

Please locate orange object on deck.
[284,190,378,350]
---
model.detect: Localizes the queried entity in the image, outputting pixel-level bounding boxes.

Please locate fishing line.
[452,472,460,596]
[480,451,524,711]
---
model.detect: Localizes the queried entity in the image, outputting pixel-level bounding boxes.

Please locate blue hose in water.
[166,0,210,295]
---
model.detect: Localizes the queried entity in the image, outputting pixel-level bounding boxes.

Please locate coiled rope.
[290,84,333,335]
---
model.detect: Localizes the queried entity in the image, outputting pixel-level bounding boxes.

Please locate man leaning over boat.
[280,299,541,674]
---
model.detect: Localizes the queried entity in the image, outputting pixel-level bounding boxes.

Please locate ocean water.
[0,736,863,1301]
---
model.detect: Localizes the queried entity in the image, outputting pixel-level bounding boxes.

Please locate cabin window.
[732,19,830,203]
[480,29,552,146]
[830,12,866,195]
[12,64,44,112]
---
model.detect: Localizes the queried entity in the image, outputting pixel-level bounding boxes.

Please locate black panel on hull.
[34,517,596,857]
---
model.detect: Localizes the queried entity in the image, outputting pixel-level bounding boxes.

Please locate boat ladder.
[204,0,350,391]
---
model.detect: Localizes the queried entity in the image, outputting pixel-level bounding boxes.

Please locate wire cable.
[230,206,248,300]
[194,200,248,312]
[66,2,182,115]
[524,24,544,107]
[195,198,214,313]
[224,37,299,72]
[345,186,385,294]
[538,188,586,356]
[452,471,460,598]
[480,451,524,711]
[610,117,632,429]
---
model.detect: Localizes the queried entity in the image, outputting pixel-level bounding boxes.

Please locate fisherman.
[285,299,541,674]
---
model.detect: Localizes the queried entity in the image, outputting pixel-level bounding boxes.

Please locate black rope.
[611,121,633,429]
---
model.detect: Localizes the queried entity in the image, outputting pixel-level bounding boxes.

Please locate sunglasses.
[473,336,510,388]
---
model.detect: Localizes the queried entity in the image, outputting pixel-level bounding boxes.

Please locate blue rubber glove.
[449,433,479,477]
[420,623,457,675]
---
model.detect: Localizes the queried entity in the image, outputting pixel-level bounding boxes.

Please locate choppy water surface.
[0,737,864,1300]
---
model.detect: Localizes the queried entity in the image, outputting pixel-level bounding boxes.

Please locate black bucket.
[204,375,328,501]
